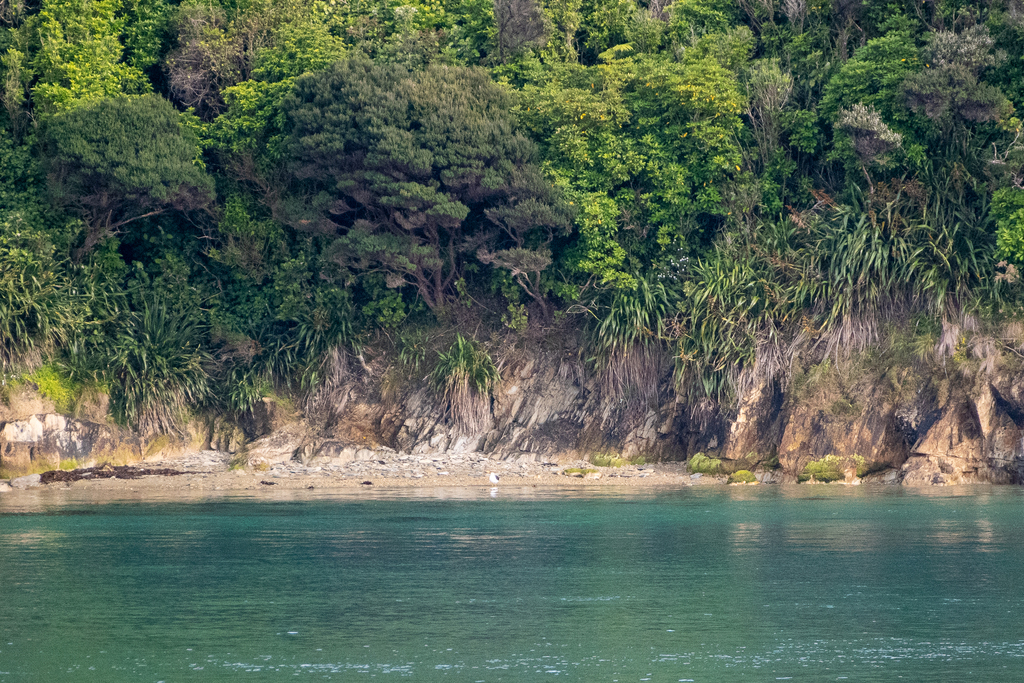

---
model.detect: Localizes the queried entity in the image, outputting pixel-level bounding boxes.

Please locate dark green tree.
[282,57,564,312]
[43,94,215,260]
[902,25,1011,134]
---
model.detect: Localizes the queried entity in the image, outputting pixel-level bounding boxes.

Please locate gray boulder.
[10,473,42,489]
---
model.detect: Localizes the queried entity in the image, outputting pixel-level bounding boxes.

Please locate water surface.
[1,485,1023,681]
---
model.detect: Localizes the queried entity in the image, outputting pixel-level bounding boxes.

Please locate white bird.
[489,472,500,484]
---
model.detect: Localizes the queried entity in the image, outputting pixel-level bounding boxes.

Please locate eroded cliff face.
[261,350,712,469]
[0,414,138,471]
[726,358,1024,485]
[4,343,1024,486]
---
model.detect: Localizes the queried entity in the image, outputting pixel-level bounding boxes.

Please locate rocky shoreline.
[0,448,717,495]
[6,336,1024,489]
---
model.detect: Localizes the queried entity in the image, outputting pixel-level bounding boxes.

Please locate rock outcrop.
[307,351,697,469]
[10,473,42,489]
[900,381,1024,485]
[6,344,1024,487]
[0,414,139,472]
[776,393,912,479]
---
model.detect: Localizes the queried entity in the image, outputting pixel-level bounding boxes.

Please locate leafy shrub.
[430,334,500,434]
[27,364,80,414]
[106,300,212,435]
[591,453,648,467]
[799,454,867,483]
[728,469,757,484]
[688,452,723,475]
[0,228,80,371]
[591,453,628,467]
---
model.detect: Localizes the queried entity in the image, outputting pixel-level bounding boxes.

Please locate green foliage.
[0,0,1023,438]
[903,26,1010,133]
[26,363,80,413]
[44,95,214,258]
[590,453,645,466]
[429,334,500,434]
[591,274,672,402]
[668,0,736,44]
[590,452,627,467]
[2,48,31,141]
[226,364,271,414]
[993,187,1024,265]
[677,241,788,401]
[728,469,756,483]
[0,222,80,370]
[564,467,599,475]
[820,31,919,126]
[209,16,347,164]
[520,46,747,286]
[120,0,173,71]
[30,0,151,113]
[503,302,529,331]
[430,335,500,396]
[798,454,866,483]
[105,299,212,435]
[252,20,346,83]
[687,452,721,475]
[397,330,430,373]
[676,175,996,402]
[593,274,671,357]
[285,57,563,311]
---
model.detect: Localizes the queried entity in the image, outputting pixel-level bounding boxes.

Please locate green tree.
[282,57,563,312]
[1,48,30,140]
[44,95,215,260]
[210,16,346,179]
[519,42,747,287]
[820,30,919,127]
[902,25,1012,135]
[31,0,150,113]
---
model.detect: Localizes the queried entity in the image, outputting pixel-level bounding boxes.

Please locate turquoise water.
[2,485,1024,681]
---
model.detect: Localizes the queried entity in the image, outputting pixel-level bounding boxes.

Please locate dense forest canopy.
[3,0,1024,434]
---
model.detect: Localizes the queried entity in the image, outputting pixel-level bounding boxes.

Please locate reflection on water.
[2,485,1024,682]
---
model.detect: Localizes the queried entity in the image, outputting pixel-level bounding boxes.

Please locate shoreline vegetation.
[6,2,1024,485]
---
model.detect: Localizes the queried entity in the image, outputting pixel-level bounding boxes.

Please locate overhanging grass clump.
[0,229,82,372]
[430,334,500,435]
[590,276,673,407]
[106,301,212,435]
[675,182,999,409]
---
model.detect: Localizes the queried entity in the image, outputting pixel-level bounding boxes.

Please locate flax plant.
[430,334,500,435]
[107,300,212,435]
[0,232,80,371]
[590,275,673,405]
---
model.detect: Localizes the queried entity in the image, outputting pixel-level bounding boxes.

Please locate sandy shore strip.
[0,449,731,497]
